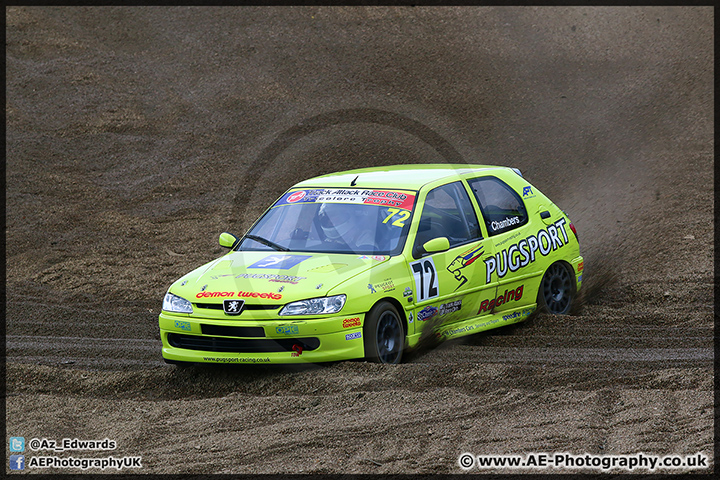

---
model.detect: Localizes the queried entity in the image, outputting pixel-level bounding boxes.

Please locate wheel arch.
[545,259,576,279]
[370,296,408,338]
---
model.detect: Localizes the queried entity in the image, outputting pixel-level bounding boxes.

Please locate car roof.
[293,164,513,190]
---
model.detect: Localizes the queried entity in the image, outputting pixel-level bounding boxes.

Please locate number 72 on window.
[383,208,410,227]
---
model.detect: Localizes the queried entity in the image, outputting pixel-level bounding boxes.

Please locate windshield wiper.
[243,234,289,252]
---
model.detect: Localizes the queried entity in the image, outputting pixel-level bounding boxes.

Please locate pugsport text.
[484,218,569,283]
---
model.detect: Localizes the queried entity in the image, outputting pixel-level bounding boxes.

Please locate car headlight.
[163,292,193,314]
[279,294,346,316]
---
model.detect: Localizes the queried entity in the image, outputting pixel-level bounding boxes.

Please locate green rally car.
[159,165,583,365]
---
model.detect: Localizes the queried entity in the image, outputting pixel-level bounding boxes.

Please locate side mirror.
[423,237,450,254]
[219,232,238,249]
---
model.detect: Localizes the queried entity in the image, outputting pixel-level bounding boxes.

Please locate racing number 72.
[410,258,439,301]
[383,208,410,227]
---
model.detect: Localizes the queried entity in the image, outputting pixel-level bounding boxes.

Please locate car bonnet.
[169,251,390,305]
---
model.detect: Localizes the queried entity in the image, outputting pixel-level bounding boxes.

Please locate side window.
[467,176,528,236]
[413,181,481,255]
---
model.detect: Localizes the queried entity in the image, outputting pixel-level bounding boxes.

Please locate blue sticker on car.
[345,332,362,340]
[417,306,438,322]
[276,325,299,335]
[249,255,311,269]
[175,320,191,331]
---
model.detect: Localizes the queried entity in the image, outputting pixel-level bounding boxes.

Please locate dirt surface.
[5,6,714,474]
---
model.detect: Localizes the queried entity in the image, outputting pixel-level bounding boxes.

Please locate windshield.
[237,188,417,255]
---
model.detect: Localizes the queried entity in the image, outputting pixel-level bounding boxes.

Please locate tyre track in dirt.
[6,302,713,371]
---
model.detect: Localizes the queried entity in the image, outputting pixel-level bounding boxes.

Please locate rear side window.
[467,176,528,236]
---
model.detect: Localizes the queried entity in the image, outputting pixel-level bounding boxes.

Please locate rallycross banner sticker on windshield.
[275,188,416,210]
[484,218,569,283]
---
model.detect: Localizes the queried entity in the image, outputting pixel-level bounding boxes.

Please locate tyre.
[537,262,575,314]
[363,301,405,364]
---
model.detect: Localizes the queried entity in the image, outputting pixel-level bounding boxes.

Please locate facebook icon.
[9,455,25,470]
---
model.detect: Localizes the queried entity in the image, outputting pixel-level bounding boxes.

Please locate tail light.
[569,222,578,242]
[561,210,579,242]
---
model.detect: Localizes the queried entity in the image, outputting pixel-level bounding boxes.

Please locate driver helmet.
[318,203,355,241]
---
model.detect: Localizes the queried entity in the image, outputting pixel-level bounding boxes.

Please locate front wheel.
[537,262,575,314]
[363,301,405,364]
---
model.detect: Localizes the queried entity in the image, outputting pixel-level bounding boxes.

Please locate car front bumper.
[158,312,366,364]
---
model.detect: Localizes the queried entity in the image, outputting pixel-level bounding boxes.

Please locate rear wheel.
[363,301,405,364]
[538,262,575,314]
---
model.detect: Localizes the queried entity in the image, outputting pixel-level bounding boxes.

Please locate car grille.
[200,324,265,337]
[167,333,320,353]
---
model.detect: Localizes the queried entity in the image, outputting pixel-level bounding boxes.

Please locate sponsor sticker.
[196,291,283,300]
[275,188,416,210]
[358,255,388,261]
[484,218,569,283]
[502,308,533,321]
[174,320,191,331]
[478,286,524,313]
[342,317,361,328]
[440,325,473,338]
[196,291,234,298]
[490,216,521,232]
[494,230,523,248]
[276,325,299,335]
[233,273,307,283]
[287,190,307,203]
[368,278,395,293]
[439,300,462,316]
[345,332,362,340]
[417,306,438,322]
[447,245,484,290]
[248,255,311,270]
